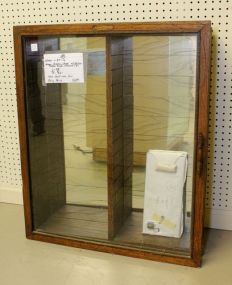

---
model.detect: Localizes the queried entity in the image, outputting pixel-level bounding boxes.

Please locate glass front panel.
[23,36,108,240]
[23,33,198,256]
[119,35,197,255]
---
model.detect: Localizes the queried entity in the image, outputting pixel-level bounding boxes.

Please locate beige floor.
[0,203,232,285]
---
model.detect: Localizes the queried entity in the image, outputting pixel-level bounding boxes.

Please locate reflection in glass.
[60,37,107,207]
[129,36,197,253]
[23,34,197,256]
[24,36,108,240]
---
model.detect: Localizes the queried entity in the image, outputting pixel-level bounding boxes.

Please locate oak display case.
[14,21,211,267]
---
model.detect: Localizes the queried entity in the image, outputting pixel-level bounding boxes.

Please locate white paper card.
[143,150,188,238]
[31,43,38,52]
[43,53,84,83]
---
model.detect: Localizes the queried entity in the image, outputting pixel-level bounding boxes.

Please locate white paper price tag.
[43,53,84,84]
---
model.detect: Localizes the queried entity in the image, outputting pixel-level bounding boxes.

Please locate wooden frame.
[14,21,211,267]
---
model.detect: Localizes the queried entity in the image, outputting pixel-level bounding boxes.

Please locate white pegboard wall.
[0,0,231,228]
